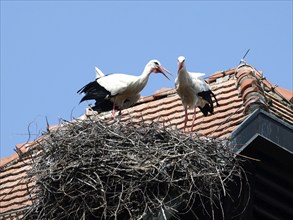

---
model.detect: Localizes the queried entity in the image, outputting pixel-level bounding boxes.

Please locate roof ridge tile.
[235,64,269,114]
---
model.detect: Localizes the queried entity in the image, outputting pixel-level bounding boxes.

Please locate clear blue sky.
[1,1,292,158]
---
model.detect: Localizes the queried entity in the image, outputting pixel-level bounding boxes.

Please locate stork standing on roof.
[175,56,219,131]
[78,60,172,117]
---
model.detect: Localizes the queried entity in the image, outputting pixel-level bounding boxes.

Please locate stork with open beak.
[78,60,172,117]
[175,56,219,131]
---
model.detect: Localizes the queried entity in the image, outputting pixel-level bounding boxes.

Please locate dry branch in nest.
[25,119,244,220]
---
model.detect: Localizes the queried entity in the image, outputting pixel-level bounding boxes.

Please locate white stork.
[78,60,172,117]
[175,56,219,131]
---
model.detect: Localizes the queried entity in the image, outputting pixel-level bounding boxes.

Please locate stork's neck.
[137,65,153,87]
[178,66,191,82]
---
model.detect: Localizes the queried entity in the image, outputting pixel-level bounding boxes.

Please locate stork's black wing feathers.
[198,105,211,116]
[92,99,117,112]
[77,80,115,111]
[77,80,110,102]
[197,90,219,116]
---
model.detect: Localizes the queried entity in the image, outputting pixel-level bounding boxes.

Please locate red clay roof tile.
[275,86,293,102]
[239,78,258,95]
[0,157,33,215]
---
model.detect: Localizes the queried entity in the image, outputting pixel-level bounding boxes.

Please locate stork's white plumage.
[95,66,105,78]
[175,56,219,131]
[78,60,172,117]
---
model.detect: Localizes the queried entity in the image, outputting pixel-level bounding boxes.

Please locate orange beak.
[156,65,172,80]
[178,61,183,72]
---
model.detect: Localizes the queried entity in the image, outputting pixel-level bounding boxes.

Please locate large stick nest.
[25,119,243,220]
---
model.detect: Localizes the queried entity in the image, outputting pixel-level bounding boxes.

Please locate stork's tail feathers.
[197,90,219,116]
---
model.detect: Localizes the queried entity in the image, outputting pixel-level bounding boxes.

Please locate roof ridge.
[234,64,269,114]
[208,64,292,104]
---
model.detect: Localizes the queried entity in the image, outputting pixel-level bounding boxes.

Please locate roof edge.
[230,109,293,153]
[0,142,35,168]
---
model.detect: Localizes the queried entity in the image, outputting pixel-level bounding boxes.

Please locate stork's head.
[148,60,172,80]
[178,56,186,72]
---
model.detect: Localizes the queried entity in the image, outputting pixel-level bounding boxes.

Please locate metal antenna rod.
[242,48,250,60]
[239,49,250,64]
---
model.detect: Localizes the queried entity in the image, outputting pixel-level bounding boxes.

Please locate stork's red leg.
[191,107,197,131]
[112,99,116,118]
[184,107,188,132]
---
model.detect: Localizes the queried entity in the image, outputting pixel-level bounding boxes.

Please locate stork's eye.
[154,61,159,65]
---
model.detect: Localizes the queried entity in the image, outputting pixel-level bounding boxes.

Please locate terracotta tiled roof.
[0,143,36,219]
[1,63,292,218]
[85,63,292,137]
